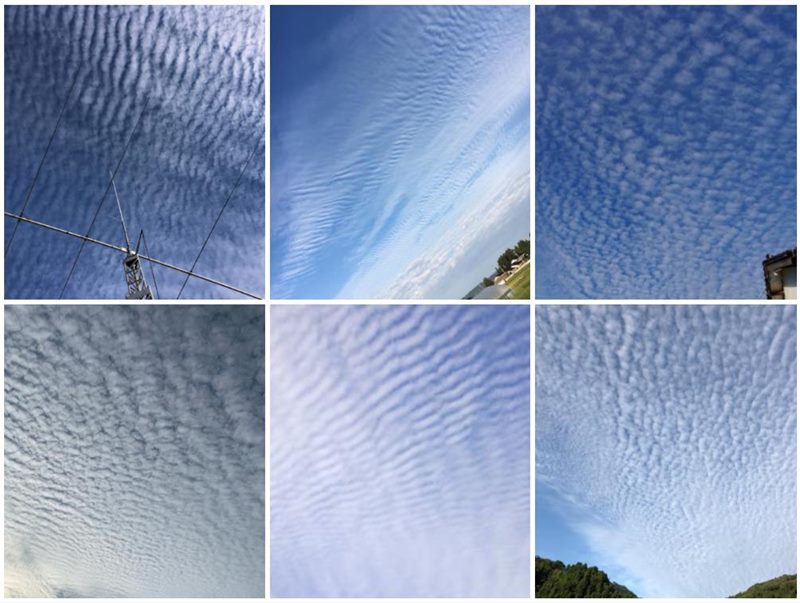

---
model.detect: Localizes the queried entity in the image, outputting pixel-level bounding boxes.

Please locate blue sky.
[271,305,530,596]
[536,6,796,299]
[4,6,264,299]
[271,6,530,299]
[536,305,796,597]
[4,305,265,597]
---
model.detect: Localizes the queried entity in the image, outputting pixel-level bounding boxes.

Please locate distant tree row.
[497,239,530,273]
[535,556,637,598]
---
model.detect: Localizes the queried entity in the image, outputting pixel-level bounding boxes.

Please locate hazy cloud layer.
[271,6,530,299]
[271,305,530,596]
[4,305,265,597]
[5,6,265,299]
[536,6,796,299]
[536,305,796,597]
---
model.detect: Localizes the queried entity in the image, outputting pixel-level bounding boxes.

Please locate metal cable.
[6,67,81,255]
[110,170,132,250]
[176,136,262,299]
[59,96,150,299]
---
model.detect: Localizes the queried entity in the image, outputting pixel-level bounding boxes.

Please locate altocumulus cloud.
[4,306,264,597]
[536,305,796,597]
[536,6,796,299]
[271,6,529,299]
[271,305,530,596]
[5,6,264,299]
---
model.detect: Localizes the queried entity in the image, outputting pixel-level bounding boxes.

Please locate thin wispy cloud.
[536,6,796,299]
[536,305,796,597]
[4,306,265,597]
[271,305,530,596]
[271,6,530,299]
[5,6,265,299]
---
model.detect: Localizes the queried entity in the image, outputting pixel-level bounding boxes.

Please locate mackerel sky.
[271,305,530,596]
[536,6,796,299]
[271,6,530,299]
[5,305,265,597]
[4,6,265,299]
[536,305,796,597]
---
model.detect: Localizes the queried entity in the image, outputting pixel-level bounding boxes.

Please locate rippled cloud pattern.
[536,6,796,299]
[271,6,530,299]
[271,305,530,596]
[4,306,265,597]
[536,305,796,597]
[5,6,265,299]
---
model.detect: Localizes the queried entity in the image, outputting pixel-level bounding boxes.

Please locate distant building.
[474,284,512,300]
[507,257,528,278]
[763,248,796,299]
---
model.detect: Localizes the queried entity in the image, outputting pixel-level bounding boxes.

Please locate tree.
[482,277,494,288]
[515,239,530,257]
[732,575,796,598]
[535,556,637,598]
[497,248,516,273]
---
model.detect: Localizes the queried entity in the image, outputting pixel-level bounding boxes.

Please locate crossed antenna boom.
[4,211,261,300]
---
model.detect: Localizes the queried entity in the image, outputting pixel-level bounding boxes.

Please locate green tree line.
[536,557,636,598]
[536,555,796,599]
[497,239,530,273]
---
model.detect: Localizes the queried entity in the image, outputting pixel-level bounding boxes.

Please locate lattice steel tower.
[111,172,153,299]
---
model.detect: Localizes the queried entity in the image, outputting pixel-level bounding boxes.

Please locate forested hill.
[536,556,795,599]
[535,556,637,598]
[731,574,796,598]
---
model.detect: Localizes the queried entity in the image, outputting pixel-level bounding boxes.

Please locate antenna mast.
[110,172,153,299]
[123,237,154,299]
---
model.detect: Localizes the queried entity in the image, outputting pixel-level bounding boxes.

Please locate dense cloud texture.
[5,6,265,299]
[4,305,265,597]
[271,305,530,596]
[536,6,796,298]
[536,305,796,597]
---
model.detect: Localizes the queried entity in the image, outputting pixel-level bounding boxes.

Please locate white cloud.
[271,305,530,596]
[536,305,796,597]
[271,6,529,299]
[536,6,795,299]
[4,305,265,597]
[5,6,265,299]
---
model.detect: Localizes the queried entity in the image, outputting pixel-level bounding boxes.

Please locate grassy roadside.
[507,262,530,299]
